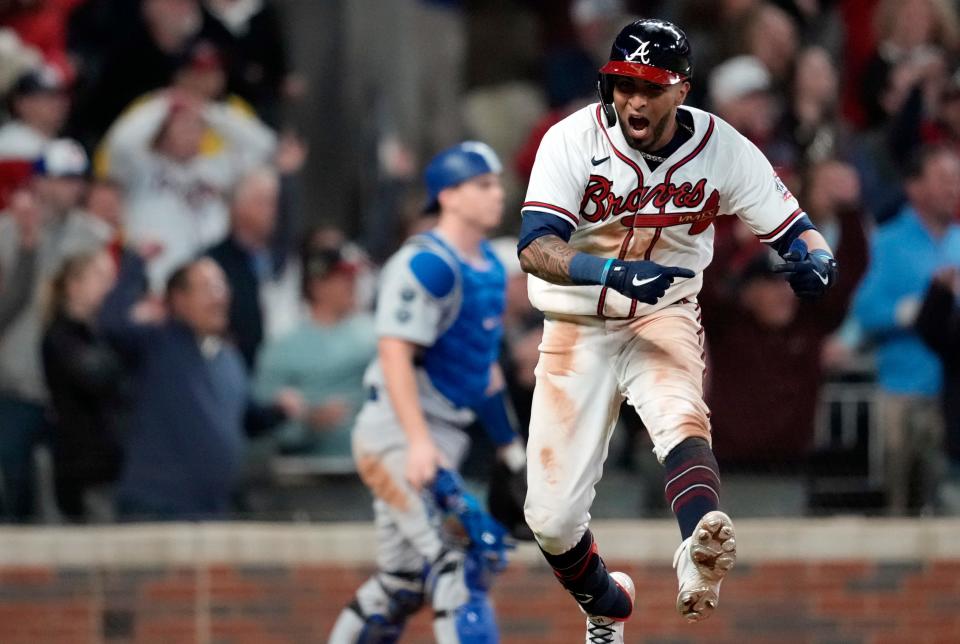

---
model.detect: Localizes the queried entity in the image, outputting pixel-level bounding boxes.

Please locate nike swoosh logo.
[632,274,661,287]
[591,155,610,166]
[813,268,829,285]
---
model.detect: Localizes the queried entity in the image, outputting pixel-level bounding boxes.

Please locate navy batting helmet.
[424,141,502,213]
[597,19,692,124]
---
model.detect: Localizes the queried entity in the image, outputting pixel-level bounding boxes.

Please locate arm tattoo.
[518,235,578,285]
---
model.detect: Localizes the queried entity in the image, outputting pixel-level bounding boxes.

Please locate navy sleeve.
[518,210,575,253]
[99,253,154,359]
[764,213,817,256]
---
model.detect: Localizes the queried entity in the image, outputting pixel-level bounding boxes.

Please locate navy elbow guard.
[767,214,816,256]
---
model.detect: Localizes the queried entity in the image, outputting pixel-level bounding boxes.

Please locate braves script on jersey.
[522,103,803,318]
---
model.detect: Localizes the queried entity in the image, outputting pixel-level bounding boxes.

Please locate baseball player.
[517,19,838,642]
[328,141,526,643]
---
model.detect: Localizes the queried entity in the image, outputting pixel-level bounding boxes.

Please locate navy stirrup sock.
[663,437,722,539]
[540,530,632,618]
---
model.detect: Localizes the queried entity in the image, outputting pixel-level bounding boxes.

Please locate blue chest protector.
[415,232,506,409]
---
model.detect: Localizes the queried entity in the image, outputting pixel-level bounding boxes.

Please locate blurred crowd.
[0,0,959,523]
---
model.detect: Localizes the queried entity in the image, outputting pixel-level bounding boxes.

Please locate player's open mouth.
[627,115,650,137]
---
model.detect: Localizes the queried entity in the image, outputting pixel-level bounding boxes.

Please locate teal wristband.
[599,258,614,285]
[569,252,613,286]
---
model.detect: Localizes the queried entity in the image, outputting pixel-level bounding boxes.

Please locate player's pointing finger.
[664,267,696,279]
[771,262,806,274]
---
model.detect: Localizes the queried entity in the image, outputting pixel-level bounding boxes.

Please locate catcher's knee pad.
[428,549,468,612]
[353,571,425,644]
[451,591,499,644]
[355,611,403,644]
[430,550,501,644]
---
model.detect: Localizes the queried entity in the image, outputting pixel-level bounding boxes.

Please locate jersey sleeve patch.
[409,251,456,298]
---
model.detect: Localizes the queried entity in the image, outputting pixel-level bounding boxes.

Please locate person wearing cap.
[96,79,276,291]
[0,65,69,161]
[253,243,375,466]
[329,141,526,643]
[0,138,104,521]
[516,18,839,639]
[173,39,228,101]
[0,65,70,209]
[708,55,776,147]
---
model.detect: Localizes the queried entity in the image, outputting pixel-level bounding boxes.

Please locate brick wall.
[1,560,960,643]
[0,521,958,643]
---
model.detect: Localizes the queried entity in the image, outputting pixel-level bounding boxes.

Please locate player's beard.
[624,110,673,153]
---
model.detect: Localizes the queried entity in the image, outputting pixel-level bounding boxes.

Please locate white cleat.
[673,510,737,622]
[583,571,635,644]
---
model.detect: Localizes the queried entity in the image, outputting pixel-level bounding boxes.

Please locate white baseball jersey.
[522,103,803,318]
[100,94,277,291]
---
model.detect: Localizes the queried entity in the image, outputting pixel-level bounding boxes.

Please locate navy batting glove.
[605,259,696,304]
[771,238,838,298]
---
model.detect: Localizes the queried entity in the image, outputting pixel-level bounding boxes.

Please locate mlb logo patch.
[773,173,793,201]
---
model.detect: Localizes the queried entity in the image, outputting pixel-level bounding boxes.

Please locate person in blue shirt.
[853,144,960,514]
[328,142,525,643]
[101,257,305,519]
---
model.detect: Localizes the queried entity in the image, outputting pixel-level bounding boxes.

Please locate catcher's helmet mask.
[597,18,693,127]
[423,141,503,213]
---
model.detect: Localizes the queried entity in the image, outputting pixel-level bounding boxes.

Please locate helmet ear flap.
[597,75,616,127]
[597,73,613,104]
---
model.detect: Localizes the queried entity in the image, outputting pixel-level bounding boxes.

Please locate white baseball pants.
[524,300,712,554]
